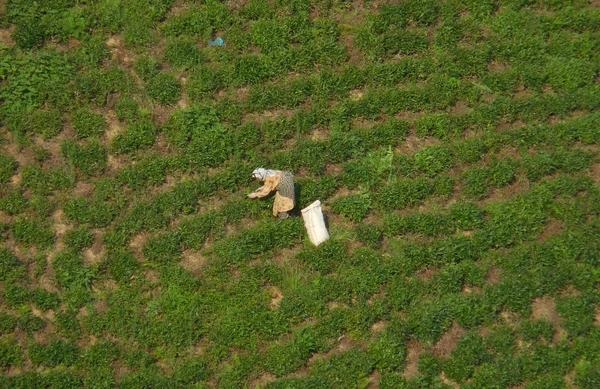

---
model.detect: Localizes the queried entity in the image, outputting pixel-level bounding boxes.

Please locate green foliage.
[146,72,182,105]
[71,108,107,138]
[0,49,73,108]
[414,113,463,139]
[367,328,407,372]
[520,319,555,342]
[133,56,160,81]
[476,189,550,248]
[30,288,60,311]
[0,313,18,333]
[310,348,375,389]
[28,339,79,367]
[11,218,54,249]
[488,158,518,187]
[377,178,435,210]
[1,283,30,307]
[556,295,595,337]
[444,332,491,383]
[104,248,139,284]
[296,239,347,274]
[64,227,94,252]
[173,358,210,385]
[62,139,107,176]
[63,197,119,227]
[546,57,596,91]
[143,231,181,264]
[164,36,206,69]
[115,96,140,123]
[418,353,442,378]
[461,166,491,199]
[331,193,371,222]
[165,105,232,167]
[52,250,93,307]
[30,109,63,139]
[574,360,600,389]
[355,224,383,247]
[187,66,223,100]
[72,35,110,68]
[0,338,22,368]
[448,201,484,231]
[1,1,600,385]
[214,218,304,264]
[0,154,17,184]
[413,145,454,177]
[111,120,158,154]
[264,328,319,376]
[0,247,24,282]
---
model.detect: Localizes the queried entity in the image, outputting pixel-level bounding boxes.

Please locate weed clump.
[71,108,107,139]
[146,72,182,105]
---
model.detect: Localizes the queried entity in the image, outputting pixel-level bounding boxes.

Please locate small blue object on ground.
[207,37,224,47]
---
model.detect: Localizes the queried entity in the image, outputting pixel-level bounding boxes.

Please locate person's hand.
[247,193,257,199]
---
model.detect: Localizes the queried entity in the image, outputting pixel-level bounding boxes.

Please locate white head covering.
[252,168,277,181]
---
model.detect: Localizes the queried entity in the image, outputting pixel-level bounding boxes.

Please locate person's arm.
[247,184,272,198]
[247,175,277,198]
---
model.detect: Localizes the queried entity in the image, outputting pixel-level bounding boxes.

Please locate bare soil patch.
[431,322,466,359]
[180,249,207,275]
[403,340,424,379]
[440,371,460,389]
[248,372,277,388]
[269,286,283,309]
[538,218,563,241]
[83,235,105,265]
[486,265,503,285]
[371,320,386,333]
[396,134,441,155]
[591,162,600,186]
[531,295,560,323]
[52,209,69,236]
[0,26,14,46]
[105,111,124,141]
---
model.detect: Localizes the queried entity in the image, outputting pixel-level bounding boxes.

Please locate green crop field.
[1,0,600,387]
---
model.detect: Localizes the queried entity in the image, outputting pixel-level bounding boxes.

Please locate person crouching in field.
[247,168,295,219]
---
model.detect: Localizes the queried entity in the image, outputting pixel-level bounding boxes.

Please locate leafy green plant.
[331,193,372,222]
[104,248,140,283]
[0,155,17,184]
[0,338,22,368]
[165,105,232,167]
[146,72,182,105]
[111,120,158,154]
[449,201,484,230]
[11,218,54,249]
[556,295,595,337]
[0,247,25,282]
[444,332,491,383]
[64,227,94,252]
[461,166,491,199]
[377,178,435,210]
[52,250,94,307]
[133,56,160,81]
[164,36,206,69]
[30,109,63,139]
[62,139,107,176]
[71,108,107,138]
[355,224,383,247]
[519,319,555,342]
[115,96,140,123]
[0,189,28,216]
[28,339,79,367]
[30,288,60,311]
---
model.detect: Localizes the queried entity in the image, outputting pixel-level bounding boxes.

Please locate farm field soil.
[1,0,600,388]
